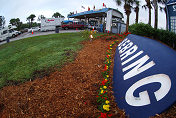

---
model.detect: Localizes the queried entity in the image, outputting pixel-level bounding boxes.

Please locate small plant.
[80,30,96,41]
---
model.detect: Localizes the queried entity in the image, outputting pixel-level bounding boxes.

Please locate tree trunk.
[154,0,158,29]
[126,14,130,33]
[136,8,139,24]
[149,8,151,26]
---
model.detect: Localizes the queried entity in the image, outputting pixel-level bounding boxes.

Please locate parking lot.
[0,29,82,45]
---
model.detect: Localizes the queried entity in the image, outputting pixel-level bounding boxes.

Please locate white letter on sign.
[118,38,129,50]
[119,42,133,54]
[125,74,171,106]
[120,45,138,61]
[123,55,155,80]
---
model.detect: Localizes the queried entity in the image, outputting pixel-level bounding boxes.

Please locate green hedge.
[129,23,176,49]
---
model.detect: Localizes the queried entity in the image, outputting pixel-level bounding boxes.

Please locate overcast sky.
[0,0,166,29]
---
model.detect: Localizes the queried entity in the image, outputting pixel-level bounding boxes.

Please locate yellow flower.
[110,45,112,47]
[101,90,104,94]
[100,87,102,90]
[106,75,109,78]
[103,86,107,89]
[103,105,110,111]
[110,48,112,50]
[105,100,110,104]
[105,79,108,81]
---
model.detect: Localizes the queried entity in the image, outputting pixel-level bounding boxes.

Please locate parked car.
[0,28,9,41]
[8,29,18,38]
[61,21,87,30]
[21,28,28,33]
[0,27,21,41]
[28,27,40,33]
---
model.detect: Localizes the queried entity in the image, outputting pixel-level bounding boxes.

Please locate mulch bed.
[0,35,175,118]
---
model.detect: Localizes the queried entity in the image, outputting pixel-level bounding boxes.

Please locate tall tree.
[134,1,140,23]
[38,15,45,21]
[0,16,5,28]
[142,0,152,26]
[115,0,136,32]
[9,18,22,30]
[67,12,74,17]
[27,14,36,28]
[52,12,64,18]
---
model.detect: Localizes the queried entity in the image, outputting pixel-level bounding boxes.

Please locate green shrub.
[129,23,154,37]
[129,23,176,49]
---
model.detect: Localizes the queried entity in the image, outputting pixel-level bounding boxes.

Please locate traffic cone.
[93,27,94,31]
[32,30,33,34]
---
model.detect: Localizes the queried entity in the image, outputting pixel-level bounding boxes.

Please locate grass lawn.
[0,32,86,88]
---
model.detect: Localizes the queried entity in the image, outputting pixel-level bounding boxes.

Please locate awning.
[68,8,123,19]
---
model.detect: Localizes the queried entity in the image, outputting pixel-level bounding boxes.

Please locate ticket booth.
[167,0,176,33]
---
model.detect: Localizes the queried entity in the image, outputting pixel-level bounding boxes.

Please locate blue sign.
[167,0,176,33]
[113,34,176,118]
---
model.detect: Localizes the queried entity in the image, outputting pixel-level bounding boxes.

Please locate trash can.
[55,26,60,33]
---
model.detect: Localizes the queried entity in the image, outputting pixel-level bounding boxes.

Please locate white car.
[0,28,9,41]
[28,27,40,33]
[8,29,17,38]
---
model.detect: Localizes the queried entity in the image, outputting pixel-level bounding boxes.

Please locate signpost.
[113,34,176,118]
[167,0,176,33]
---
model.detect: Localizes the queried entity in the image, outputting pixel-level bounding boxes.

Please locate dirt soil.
[0,36,175,118]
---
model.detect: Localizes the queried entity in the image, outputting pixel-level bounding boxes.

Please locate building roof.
[68,8,123,19]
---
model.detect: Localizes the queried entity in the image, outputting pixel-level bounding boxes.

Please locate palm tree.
[38,15,45,21]
[52,12,64,18]
[27,14,36,28]
[142,0,152,26]
[115,0,136,32]
[134,1,140,23]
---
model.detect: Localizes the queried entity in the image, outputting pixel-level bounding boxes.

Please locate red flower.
[102,80,106,86]
[102,79,107,85]
[108,114,113,117]
[107,55,109,58]
[104,64,107,71]
[103,91,106,94]
[105,97,107,100]
[101,113,107,118]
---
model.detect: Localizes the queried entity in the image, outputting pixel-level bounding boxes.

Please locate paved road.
[0,29,82,46]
